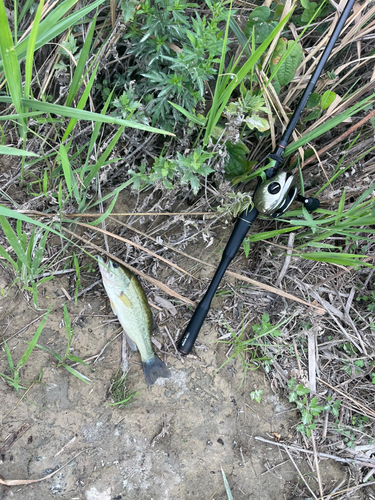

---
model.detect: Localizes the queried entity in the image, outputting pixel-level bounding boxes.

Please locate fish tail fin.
[142,355,171,386]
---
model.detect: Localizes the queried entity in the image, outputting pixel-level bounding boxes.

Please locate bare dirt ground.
[0,250,353,500]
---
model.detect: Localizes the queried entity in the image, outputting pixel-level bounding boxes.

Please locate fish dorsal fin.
[119,292,132,308]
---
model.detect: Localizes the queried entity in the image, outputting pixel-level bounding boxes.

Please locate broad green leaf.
[122,0,141,22]
[245,115,269,132]
[225,141,255,179]
[306,92,320,109]
[270,39,303,87]
[303,109,321,122]
[244,7,277,44]
[321,90,336,110]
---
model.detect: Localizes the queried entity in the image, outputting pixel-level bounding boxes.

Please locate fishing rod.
[177,0,357,355]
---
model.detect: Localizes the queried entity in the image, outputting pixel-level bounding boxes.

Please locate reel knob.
[253,172,297,217]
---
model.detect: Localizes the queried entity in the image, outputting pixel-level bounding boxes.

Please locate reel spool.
[253,172,297,218]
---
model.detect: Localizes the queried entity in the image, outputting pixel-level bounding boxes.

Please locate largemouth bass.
[98,256,171,386]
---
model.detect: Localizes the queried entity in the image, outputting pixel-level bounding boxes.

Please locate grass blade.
[62,62,100,141]
[31,229,49,275]
[0,215,28,267]
[16,306,51,370]
[88,191,119,226]
[65,12,98,107]
[168,101,205,125]
[3,339,14,374]
[221,468,234,500]
[24,0,44,100]
[83,125,126,187]
[9,0,106,70]
[285,94,374,155]
[0,243,18,268]
[59,144,72,195]
[0,97,174,136]
[0,1,22,116]
[62,364,91,384]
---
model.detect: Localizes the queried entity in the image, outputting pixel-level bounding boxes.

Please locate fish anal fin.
[124,333,137,352]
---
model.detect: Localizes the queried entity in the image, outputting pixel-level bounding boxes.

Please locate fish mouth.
[98,256,111,274]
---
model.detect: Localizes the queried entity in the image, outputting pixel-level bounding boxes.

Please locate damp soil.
[0,257,350,500]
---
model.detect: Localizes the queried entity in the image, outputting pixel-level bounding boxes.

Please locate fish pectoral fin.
[119,292,133,308]
[124,333,137,351]
[110,299,117,316]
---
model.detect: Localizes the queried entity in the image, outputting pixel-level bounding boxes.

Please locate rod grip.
[177,206,259,355]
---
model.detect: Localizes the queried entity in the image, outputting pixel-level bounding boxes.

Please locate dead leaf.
[154,295,178,316]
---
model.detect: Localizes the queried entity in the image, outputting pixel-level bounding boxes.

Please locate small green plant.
[121,0,227,130]
[107,369,138,408]
[244,6,278,45]
[250,389,263,404]
[303,89,337,122]
[324,395,341,418]
[342,358,365,377]
[288,378,323,437]
[356,284,375,312]
[130,147,216,194]
[36,305,91,384]
[0,307,51,392]
[288,379,342,437]
[216,314,285,387]
[224,82,270,133]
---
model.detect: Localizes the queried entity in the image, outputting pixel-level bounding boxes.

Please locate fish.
[98,256,171,386]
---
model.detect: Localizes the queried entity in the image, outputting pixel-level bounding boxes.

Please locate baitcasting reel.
[253,171,320,218]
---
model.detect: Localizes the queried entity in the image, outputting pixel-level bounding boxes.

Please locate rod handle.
[177,206,259,355]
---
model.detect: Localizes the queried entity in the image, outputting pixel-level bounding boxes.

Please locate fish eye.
[112,262,119,268]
